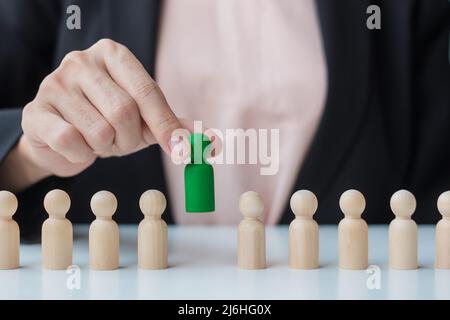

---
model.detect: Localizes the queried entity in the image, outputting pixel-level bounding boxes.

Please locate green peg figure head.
[184,133,215,213]
[190,133,212,164]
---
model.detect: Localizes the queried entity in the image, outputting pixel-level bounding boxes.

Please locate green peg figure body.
[184,133,215,213]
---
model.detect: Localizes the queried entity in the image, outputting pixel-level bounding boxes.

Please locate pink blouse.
[156,0,328,224]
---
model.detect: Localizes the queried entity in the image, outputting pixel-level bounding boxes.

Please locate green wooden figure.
[184,133,215,213]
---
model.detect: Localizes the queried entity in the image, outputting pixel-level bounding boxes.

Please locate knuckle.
[156,112,178,136]
[62,50,87,66]
[22,102,34,116]
[115,44,132,63]
[89,121,115,148]
[92,72,110,90]
[110,97,137,124]
[53,126,78,149]
[96,38,120,53]
[133,78,157,100]
[39,73,63,92]
[58,51,90,79]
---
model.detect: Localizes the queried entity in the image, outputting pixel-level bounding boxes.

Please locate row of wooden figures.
[239,189,450,270]
[0,188,449,270]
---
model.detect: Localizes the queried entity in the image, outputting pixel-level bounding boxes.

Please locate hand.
[19,38,182,179]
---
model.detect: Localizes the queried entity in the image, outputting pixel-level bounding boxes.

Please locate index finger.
[89,39,182,155]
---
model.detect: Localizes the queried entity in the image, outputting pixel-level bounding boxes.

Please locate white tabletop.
[0,225,448,300]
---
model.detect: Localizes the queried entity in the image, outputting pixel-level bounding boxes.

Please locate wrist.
[0,136,51,192]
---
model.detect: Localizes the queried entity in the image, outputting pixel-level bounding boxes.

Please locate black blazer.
[1,0,449,242]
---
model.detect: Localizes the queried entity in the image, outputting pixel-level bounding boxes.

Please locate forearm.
[0,136,51,192]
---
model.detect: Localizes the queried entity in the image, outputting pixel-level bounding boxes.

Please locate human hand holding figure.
[0,39,185,191]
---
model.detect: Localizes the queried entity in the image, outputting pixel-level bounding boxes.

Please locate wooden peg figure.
[289,190,319,269]
[89,191,119,270]
[238,191,266,269]
[42,189,73,270]
[0,191,19,269]
[436,191,450,269]
[389,189,418,269]
[138,190,168,269]
[338,189,368,270]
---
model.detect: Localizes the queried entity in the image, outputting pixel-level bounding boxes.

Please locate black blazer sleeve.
[0,109,22,162]
[0,0,62,153]
[0,0,63,242]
